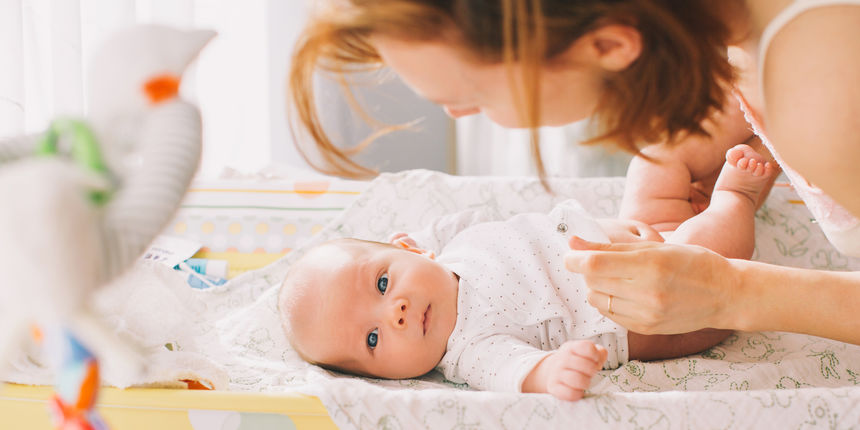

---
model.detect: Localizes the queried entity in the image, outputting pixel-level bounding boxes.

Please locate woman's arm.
[564,237,860,345]
[729,257,860,342]
[763,5,860,218]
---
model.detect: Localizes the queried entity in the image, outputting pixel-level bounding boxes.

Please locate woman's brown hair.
[288,0,737,178]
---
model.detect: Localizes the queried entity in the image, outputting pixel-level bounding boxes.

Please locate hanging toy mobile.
[0,25,215,429]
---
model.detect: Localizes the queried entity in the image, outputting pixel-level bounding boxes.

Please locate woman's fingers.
[566,237,734,334]
[585,291,657,333]
[585,290,643,320]
[570,235,631,251]
[565,243,658,280]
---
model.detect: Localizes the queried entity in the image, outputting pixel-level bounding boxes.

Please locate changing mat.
[6,170,860,429]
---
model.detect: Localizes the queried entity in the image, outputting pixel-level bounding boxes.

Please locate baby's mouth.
[423,305,431,335]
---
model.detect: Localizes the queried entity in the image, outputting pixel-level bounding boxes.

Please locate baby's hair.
[289,0,738,180]
[278,262,312,361]
[277,237,392,371]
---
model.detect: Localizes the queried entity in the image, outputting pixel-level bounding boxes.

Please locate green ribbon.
[37,119,112,205]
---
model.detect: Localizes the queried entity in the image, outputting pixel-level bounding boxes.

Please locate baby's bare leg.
[628,329,732,361]
[623,145,775,361]
[666,144,776,259]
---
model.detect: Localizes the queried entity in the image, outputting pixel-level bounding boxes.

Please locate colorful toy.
[0,25,215,429]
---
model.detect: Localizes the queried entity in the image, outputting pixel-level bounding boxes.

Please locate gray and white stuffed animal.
[0,25,215,383]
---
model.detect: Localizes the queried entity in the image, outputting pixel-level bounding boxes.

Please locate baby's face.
[288,240,459,379]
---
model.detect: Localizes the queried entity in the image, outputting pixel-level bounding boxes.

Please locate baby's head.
[279,237,458,379]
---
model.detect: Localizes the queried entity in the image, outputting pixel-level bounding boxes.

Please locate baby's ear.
[401,244,435,260]
[389,234,435,260]
[388,232,418,248]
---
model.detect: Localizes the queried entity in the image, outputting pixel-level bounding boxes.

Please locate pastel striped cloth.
[168,177,367,255]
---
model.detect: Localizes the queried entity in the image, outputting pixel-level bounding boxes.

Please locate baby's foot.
[713,144,775,205]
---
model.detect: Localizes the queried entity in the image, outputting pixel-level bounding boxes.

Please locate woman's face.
[373,35,605,128]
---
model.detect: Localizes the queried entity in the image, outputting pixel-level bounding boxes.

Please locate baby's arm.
[619,97,753,231]
[521,340,608,401]
[446,335,607,401]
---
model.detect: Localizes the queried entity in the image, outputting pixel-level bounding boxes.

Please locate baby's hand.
[522,340,608,401]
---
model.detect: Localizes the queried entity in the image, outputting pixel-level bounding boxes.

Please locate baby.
[279,143,774,401]
[619,124,776,259]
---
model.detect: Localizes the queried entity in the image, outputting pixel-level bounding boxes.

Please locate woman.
[288,0,860,344]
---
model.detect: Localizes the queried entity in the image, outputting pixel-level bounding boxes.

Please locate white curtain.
[0,0,310,177]
[456,114,633,177]
[456,115,631,177]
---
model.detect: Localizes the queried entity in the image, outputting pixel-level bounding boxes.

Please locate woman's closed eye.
[367,328,379,350]
[377,273,389,294]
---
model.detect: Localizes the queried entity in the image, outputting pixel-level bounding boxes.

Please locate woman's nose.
[388,298,410,330]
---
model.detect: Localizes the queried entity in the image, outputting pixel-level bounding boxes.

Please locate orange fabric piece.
[75,361,99,410]
[143,74,181,104]
[50,395,95,430]
[181,379,214,390]
[30,324,44,343]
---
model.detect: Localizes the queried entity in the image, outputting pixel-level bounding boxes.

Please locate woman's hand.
[564,236,738,335]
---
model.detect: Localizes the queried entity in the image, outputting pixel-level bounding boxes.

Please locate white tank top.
[737,0,860,257]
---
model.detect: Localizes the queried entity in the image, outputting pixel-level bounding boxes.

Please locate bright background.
[0,0,631,179]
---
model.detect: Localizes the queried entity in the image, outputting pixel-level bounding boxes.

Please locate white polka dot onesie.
[409,200,629,393]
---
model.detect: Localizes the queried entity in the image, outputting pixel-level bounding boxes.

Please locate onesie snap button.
[556,223,568,233]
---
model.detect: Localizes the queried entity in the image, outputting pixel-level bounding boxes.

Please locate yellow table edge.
[0,384,338,429]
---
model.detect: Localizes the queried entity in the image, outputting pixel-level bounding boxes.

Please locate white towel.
[4,170,860,430]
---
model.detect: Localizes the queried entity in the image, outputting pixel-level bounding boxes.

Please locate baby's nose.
[389,298,409,330]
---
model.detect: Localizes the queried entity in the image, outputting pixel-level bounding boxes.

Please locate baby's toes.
[747,159,761,174]
[725,144,747,165]
[736,157,749,170]
[752,161,767,176]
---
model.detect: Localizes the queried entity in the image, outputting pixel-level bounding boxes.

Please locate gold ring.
[607,295,614,315]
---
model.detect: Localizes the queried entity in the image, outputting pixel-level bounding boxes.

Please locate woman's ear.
[584,24,642,71]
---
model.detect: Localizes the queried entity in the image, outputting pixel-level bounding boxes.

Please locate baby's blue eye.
[367,328,379,349]
[377,273,389,294]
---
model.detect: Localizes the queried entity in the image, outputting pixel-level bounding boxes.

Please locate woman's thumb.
[568,235,613,250]
[568,235,655,252]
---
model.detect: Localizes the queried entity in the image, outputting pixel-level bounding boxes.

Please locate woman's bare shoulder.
[763,4,860,213]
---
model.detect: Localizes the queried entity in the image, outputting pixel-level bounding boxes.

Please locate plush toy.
[0,25,215,429]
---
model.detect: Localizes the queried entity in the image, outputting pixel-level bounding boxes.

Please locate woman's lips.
[423,305,431,335]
